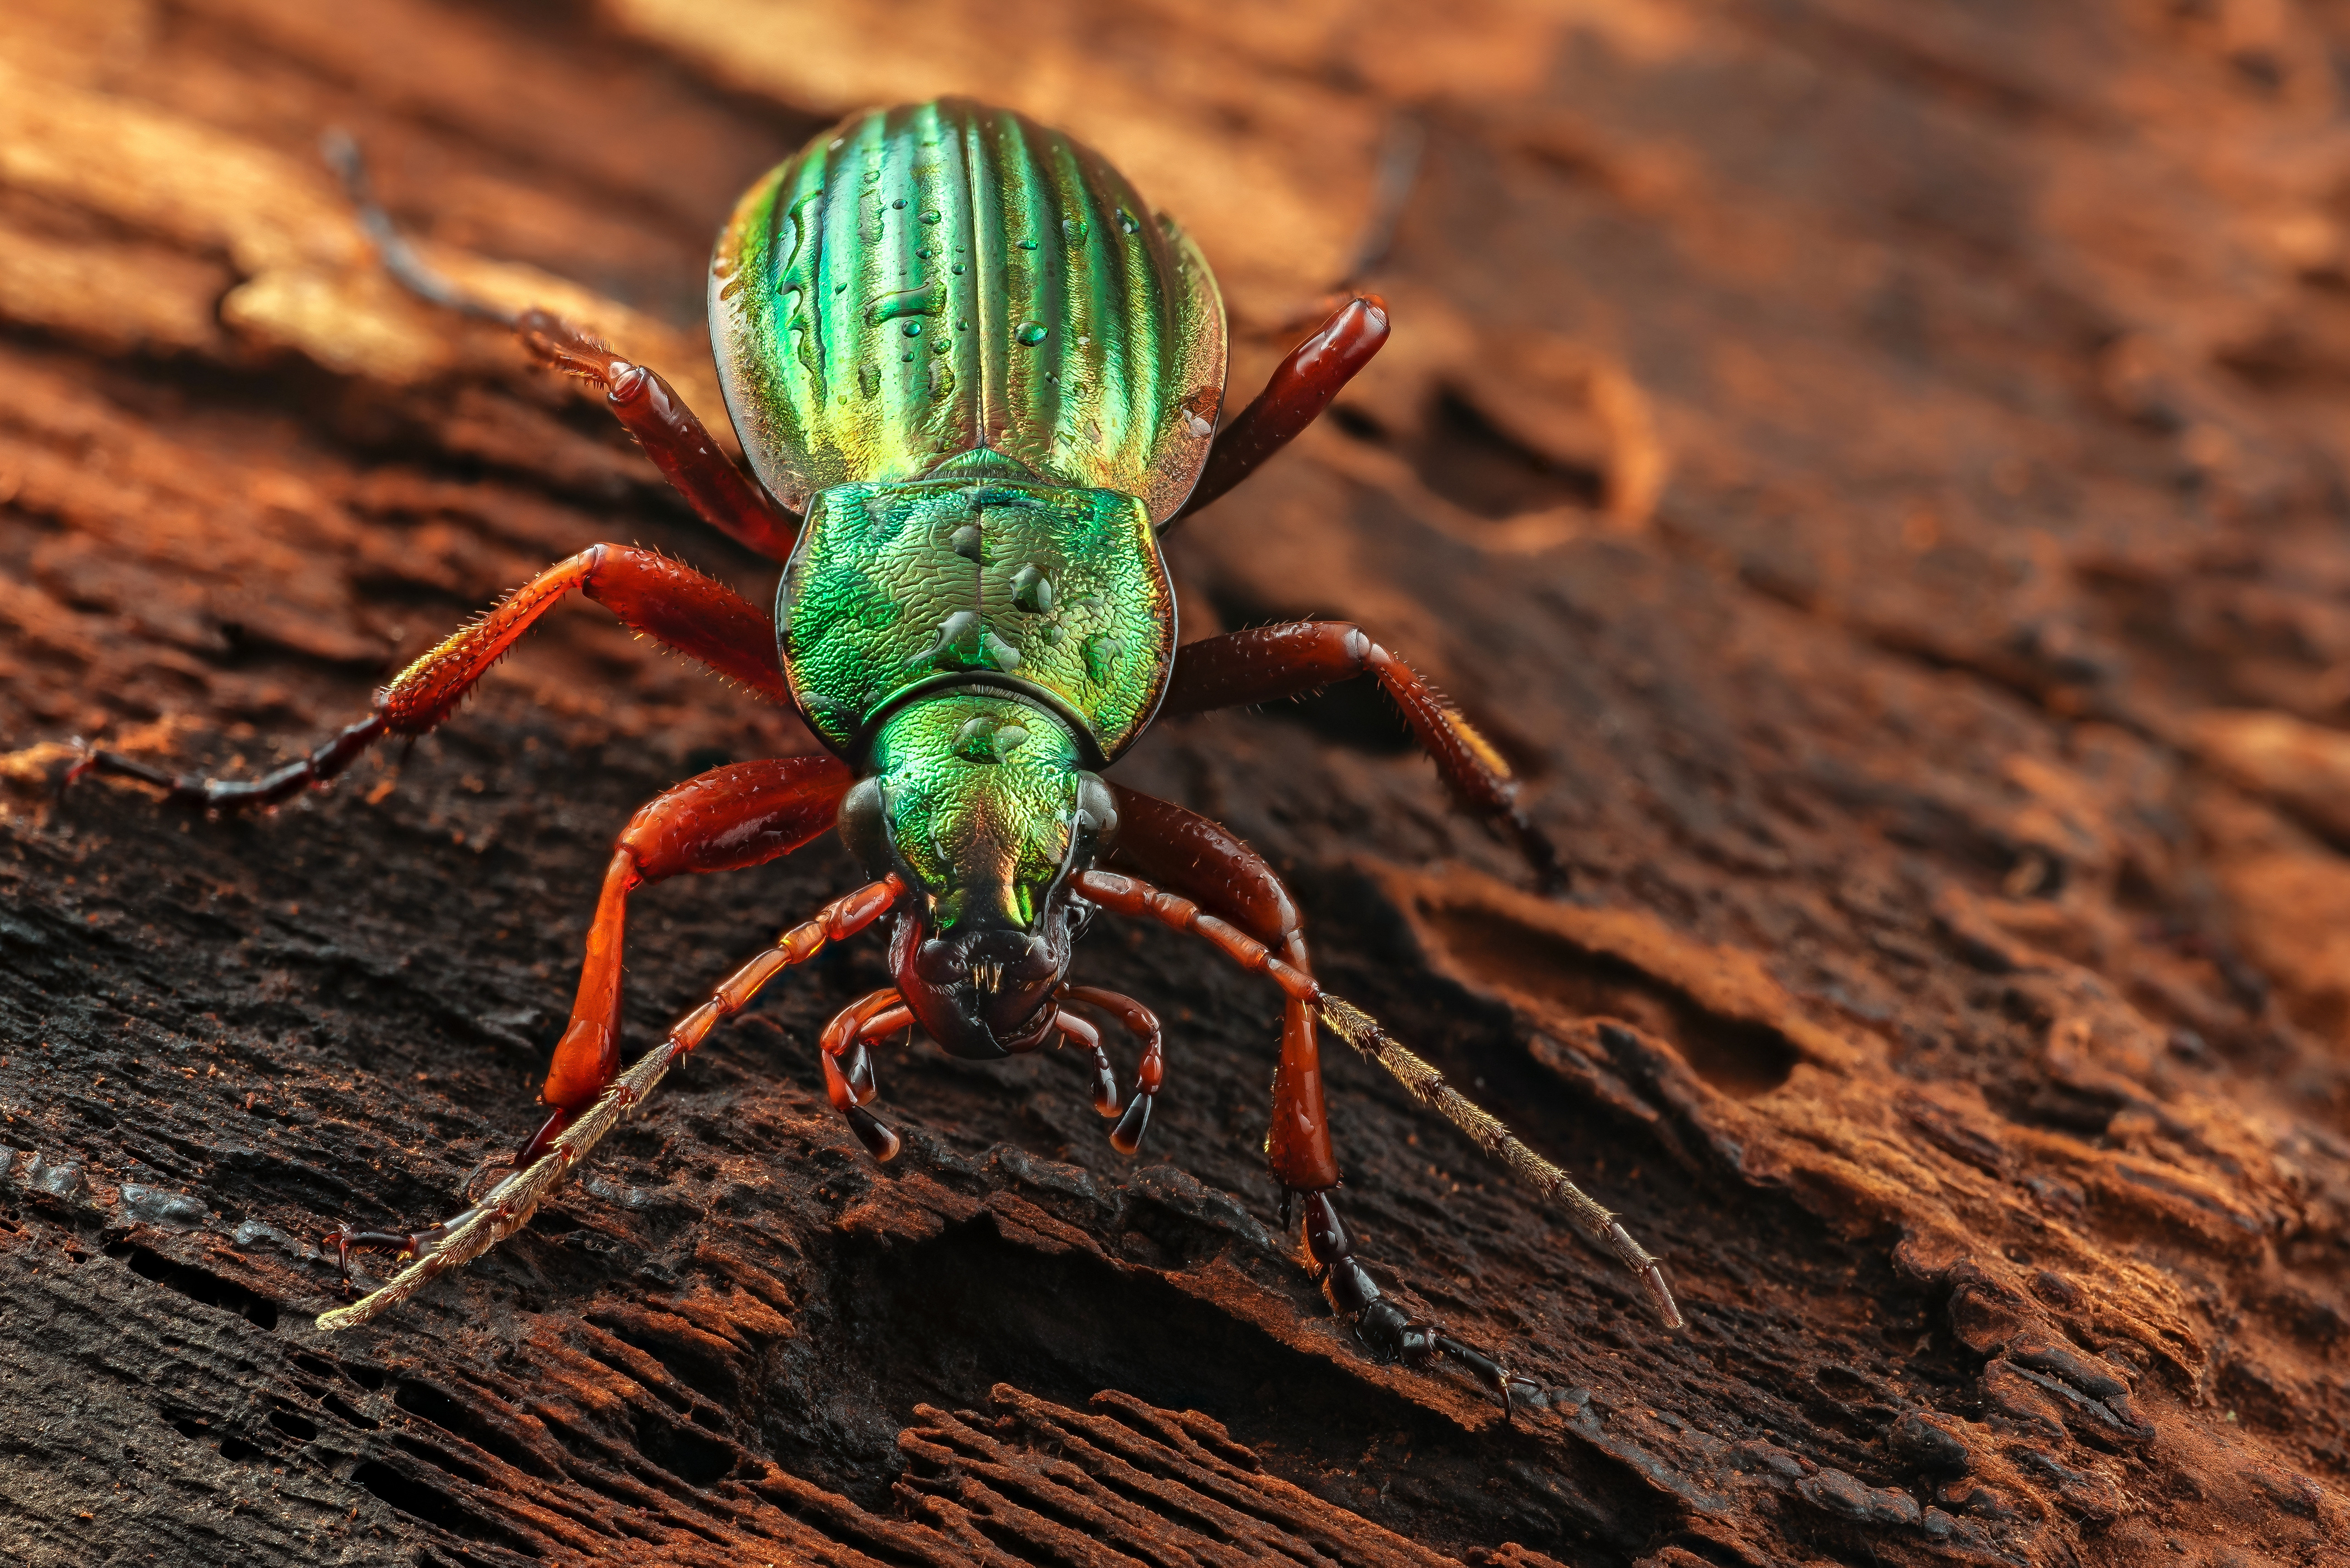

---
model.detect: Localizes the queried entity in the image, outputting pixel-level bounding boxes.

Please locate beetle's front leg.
[314,757,860,1321]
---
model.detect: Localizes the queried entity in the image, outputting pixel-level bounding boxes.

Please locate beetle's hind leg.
[1169,296,1390,528]
[321,131,799,561]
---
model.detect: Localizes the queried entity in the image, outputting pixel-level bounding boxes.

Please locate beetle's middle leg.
[1161,621,1566,891]
[72,544,793,812]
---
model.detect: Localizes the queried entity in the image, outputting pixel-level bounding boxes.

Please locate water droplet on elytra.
[892,197,906,209]
[953,717,1001,763]
[952,263,966,274]
[1011,565,1054,613]
[1016,321,1047,345]
[922,210,942,224]
[1083,634,1125,681]
[901,351,914,362]
[1017,239,1038,251]
[903,321,922,337]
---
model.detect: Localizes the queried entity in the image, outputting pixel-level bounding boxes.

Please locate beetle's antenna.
[315,1021,677,1331]
[1337,110,1427,290]
[1315,994,1684,1329]
[320,128,520,326]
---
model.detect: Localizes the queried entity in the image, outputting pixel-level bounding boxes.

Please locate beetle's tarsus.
[63,713,390,815]
[1301,1187,1529,1417]
[1109,1092,1153,1154]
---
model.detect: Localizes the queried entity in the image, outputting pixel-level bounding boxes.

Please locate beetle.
[72,99,1680,1408]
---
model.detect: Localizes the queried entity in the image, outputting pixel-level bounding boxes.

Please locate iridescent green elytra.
[712,99,1223,1008]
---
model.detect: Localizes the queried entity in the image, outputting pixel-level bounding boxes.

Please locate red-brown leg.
[1059,985,1161,1151]
[1102,785,1329,1183]
[517,312,800,560]
[536,756,855,1126]
[819,986,914,1161]
[322,874,903,1327]
[323,132,799,561]
[1161,621,1564,891]
[1169,297,1390,528]
[72,544,792,812]
[1045,1008,1119,1118]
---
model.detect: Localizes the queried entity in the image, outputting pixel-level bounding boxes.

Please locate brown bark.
[7,2,2350,1564]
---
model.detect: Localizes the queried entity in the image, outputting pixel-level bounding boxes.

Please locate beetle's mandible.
[72,98,1681,1412]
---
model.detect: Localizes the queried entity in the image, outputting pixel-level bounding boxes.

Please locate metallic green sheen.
[709,98,1227,525]
[865,693,1085,934]
[778,476,1175,764]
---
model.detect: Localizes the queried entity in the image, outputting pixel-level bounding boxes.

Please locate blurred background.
[6,3,2350,1565]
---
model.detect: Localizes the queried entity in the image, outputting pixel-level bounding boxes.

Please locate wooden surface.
[7,2,2350,1563]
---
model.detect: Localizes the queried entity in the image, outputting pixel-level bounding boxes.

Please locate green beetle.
[724,103,1204,1064]
[78,100,1679,1406]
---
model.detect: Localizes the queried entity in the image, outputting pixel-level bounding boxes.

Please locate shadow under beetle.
[74,98,1681,1410]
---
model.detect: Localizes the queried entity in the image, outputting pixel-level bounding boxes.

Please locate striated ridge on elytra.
[711,98,1227,524]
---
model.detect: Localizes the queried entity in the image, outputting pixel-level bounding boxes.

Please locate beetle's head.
[839,693,1115,1059]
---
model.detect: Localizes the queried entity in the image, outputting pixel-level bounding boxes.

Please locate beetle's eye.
[836,778,892,878]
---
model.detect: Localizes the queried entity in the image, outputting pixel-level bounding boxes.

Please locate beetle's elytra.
[76,97,1681,1413]
[714,99,1225,526]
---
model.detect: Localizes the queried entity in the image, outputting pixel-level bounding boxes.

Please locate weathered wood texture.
[6,2,2350,1564]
